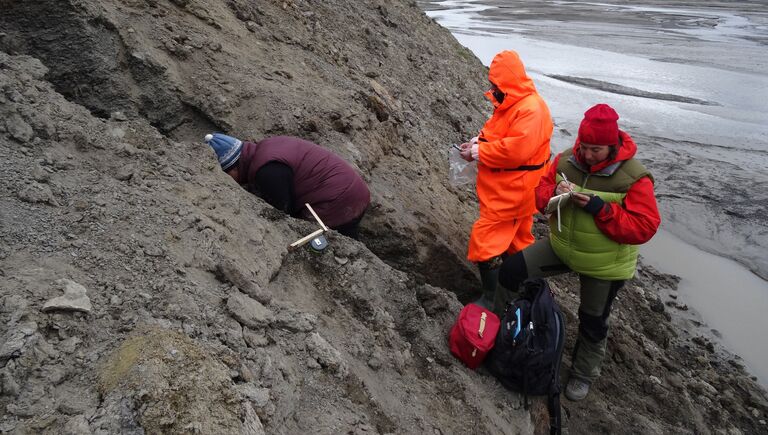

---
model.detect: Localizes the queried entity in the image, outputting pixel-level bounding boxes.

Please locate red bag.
[449,303,500,369]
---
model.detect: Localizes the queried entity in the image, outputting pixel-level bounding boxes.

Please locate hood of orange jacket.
[474,50,553,223]
[572,130,637,173]
[485,50,538,109]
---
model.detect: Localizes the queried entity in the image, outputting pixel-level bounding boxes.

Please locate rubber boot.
[475,265,499,311]
[493,282,514,317]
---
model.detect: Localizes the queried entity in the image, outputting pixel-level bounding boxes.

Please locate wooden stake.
[305,203,329,232]
[289,228,324,249]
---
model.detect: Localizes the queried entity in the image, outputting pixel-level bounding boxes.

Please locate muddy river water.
[420,0,768,385]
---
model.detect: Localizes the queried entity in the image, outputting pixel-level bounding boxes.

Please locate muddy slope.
[0,0,489,299]
[0,0,767,434]
[0,50,530,434]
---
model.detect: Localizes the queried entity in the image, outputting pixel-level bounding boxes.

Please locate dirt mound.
[0,0,489,299]
[0,1,766,434]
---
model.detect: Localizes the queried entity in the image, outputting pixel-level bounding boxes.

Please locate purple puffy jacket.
[237,136,370,228]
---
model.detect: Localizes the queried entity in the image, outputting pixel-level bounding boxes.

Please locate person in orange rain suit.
[459,49,553,314]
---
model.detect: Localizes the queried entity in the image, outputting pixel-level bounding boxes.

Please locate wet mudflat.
[420,0,768,385]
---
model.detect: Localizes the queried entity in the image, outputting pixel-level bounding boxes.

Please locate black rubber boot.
[475,266,499,310]
[475,257,502,312]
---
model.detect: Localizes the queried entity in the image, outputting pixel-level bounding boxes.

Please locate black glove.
[583,195,605,216]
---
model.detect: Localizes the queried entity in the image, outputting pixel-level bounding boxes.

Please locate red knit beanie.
[578,104,619,146]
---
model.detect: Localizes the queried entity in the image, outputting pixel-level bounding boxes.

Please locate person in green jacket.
[497,104,661,401]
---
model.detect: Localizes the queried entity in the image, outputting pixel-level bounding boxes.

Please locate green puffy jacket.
[549,149,651,280]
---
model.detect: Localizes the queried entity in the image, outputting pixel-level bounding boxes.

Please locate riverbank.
[1,1,766,433]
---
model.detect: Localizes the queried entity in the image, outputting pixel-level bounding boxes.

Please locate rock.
[2,295,28,324]
[143,246,165,257]
[5,113,34,142]
[367,355,382,371]
[62,415,92,435]
[305,332,348,378]
[226,291,274,329]
[31,165,51,183]
[10,55,45,78]
[273,311,316,333]
[108,126,126,139]
[0,321,38,363]
[1,370,20,396]
[415,284,450,316]
[215,260,272,304]
[334,256,349,265]
[238,384,271,409]
[692,379,718,397]
[46,365,67,386]
[110,111,128,121]
[115,165,134,181]
[17,181,58,205]
[748,388,768,409]
[241,402,266,435]
[59,336,82,354]
[666,373,684,389]
[366,93,390,122]
[393,349,411,374]
[116,143,139,157]
[243,328,269,348]
[56,385,95,415]
[42,279,92,313]
[692,336,715,353]
[58,399,88,416]
[649,297,665,313]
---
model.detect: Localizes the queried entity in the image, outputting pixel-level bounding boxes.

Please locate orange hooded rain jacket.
[468,50,553,262]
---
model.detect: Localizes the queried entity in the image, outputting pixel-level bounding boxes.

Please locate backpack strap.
[522,364,529,410]
[522,326,534,410]
[548,393,561,435]
[548,310,566,435]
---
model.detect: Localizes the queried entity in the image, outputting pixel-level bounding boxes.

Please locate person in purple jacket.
[205,133,370,239]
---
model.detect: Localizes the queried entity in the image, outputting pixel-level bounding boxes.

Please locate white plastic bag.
[448,147,477,187]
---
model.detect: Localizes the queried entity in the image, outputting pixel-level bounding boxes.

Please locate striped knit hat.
[204,133,242,170]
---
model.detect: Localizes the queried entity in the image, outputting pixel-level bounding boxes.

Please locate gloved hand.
[582,194,606,215]
[470,143,479,161]
[459,142,474,162]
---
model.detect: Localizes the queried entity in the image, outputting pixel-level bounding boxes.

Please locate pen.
[559,172,569,185]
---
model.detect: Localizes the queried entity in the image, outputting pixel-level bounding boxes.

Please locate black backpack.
[484,278,566,435]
